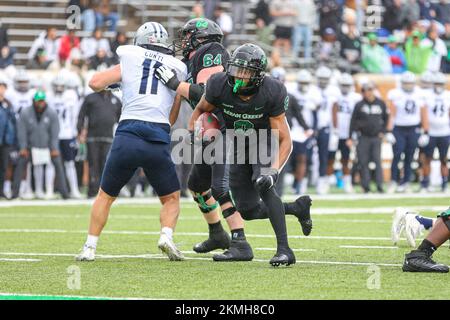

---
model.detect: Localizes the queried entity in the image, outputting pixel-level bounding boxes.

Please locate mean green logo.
[284,96,289,110]
[196,20,208,29]
[234,120,255,135]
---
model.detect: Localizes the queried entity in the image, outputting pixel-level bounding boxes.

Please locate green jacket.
[361,44,392,73]
[404,38,433,74]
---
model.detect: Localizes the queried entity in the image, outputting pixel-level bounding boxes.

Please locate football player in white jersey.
[315,66,339,194]
[4,70,35,199]
[288,70,320,194]
[386,71,429,193]
[48,73,82,199]
[328,73,361,193]
[420,72,450,192]
[76,22,188,262]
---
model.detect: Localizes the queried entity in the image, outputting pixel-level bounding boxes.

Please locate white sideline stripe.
[0,258,41,262]
[0,292,164,300]
[0,192,449,207]
[0,251,403,267]
[0,228,403,241]
[340,245,399,250]
[256,248,317,252]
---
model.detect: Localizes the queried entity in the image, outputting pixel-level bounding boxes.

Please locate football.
[194,112,221,143]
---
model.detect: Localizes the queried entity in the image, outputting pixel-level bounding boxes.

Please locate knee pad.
[193,190,218,214]
[213,190,232,206]
[222,206,237,219]
[438,209,450,231]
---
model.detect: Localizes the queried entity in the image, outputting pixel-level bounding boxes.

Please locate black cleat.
[290,195,313,236]
[212,239,254,262]
[193,230,231,254]
[269,247,296,267]
[402,250,449,273]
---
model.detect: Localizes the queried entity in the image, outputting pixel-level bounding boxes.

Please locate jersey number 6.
[139,58,162,95]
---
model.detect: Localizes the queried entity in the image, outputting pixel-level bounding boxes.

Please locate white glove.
[155,65,180,90]
[328,128,339,152]
[418,134,430,147]
[385,132,396,144]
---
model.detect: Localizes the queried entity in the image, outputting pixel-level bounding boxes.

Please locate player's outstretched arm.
[169,94,182,126]
[89,64,122,92]
[188,95,216,131]
[269,113,293,171]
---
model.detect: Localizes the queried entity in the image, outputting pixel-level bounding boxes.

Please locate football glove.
[385,132,396,144]
[155,65,180,91]
[418,133,430,147]
[255,168,279,193]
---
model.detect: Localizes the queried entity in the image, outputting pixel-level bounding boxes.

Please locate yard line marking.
[0,251,404,267]
[256,248,317,252]
[0,292,166,300]
[0,228,404,241]
[0,258,41,262]
[340,245,399,249]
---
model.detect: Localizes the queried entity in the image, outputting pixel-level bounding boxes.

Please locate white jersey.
[317,85,340,129]
[336,91,361,139]
[117,45,187,125]
[5,89,35,115]
[288,85,321,143]
[424,90,450,137]
[388,88,424,127]
[47,90,79,139]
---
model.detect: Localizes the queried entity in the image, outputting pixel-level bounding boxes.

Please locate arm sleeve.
[269,83,288,117]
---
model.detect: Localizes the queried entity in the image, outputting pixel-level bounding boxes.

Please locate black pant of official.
[356,135,383,191]
[87,141,111,198]
[0,145,10,197]
[11,154,69,199]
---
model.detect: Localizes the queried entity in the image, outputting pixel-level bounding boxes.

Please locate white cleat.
[391,207,407,245]
[21,191,34,200]
[70,191,83,199]
[396,183,410,193]
[158,233,184,261]
[44,192,55,200]
[405,213,422,248]
[75,245,96,261]
[387,182,397,194]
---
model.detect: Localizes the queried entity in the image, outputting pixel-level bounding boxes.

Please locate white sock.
[4,180,11,197]
[45,163,55,194]
[85,235,98,248]
[25,162,32,193]
[65,161,79,194]
[161,227,173,240]
[33,165,44,195]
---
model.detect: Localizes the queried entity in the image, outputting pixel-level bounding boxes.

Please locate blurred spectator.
[348,82,388,193]
[230,0,249,34]
[435,0,450,25]
[399,0,420,28]
[361,33,392,73]
[77,91,121,197]
[382,0,404,33]
[318,0,341,35]
[26,48,52,70]
[270,0,298,56]
[338,12,362,74]
[442,23,450,73]
[68,0,95,32]
[0,45,15,69]
[292,0,316,59]
[405,30,433,74]
[213,6,233,46]
[0,77,15,198]
[316,28,340,67]
[422,24,448,72]
[110,31,128,63]
[0,22,8,50]
[28,27,60,64]
[87,48,114,70]
[59,28,80,63]
[95,0,119,32]
[418,0,437,20]
[11,91,69,199]
[255,0,273,46]
[384,35,407,74]
[345,0,366,30]
[190,1,205,19]
[66,48,86,73]
[203,0,220,20]
[80,28,111,60]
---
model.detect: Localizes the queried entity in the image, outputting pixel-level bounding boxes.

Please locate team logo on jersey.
[234,120,255,135]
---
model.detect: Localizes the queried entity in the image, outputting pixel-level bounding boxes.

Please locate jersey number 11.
[139,59,162,95]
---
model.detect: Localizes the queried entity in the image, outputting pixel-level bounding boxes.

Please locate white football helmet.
[13,69,30,93]
[433,72,447,94]
[315,66,332,89]
[134,22,172,53]
[338,73,354,95]
[420,71,433,89]
[51,73,66,94]
[297,69,312,93]
[400,71,416,93]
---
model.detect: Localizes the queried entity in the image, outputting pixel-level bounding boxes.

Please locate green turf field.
[0,195,449,300]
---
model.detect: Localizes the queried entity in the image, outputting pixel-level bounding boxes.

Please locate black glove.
[155,65,180,91]
[105,83,121,91]
[255,168,279,192]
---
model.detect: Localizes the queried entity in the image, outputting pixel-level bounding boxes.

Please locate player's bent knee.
[97,188,117,203]
[159,190,180,205]
[438,210,450,231]
[192,189,218,213]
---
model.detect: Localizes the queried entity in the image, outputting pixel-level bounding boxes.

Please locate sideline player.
[155,18,254,261]
[76,22,187,261]
[188,43,312,266]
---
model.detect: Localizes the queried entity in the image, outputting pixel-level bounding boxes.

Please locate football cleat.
[212,239,253,262]
[391,207,407,245]
[269,247,296,267]
[158,233,185,261]
[75,245,96,262]
[193,230,230,253]
[405,213,422,248]
[289,195,313,236]
[402,250,449,273]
